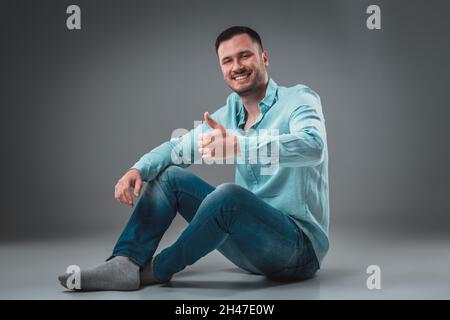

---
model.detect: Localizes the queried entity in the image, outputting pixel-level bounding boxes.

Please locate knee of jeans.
[212,183,247,209]
[200,183,245,226]
[215,183,247,197]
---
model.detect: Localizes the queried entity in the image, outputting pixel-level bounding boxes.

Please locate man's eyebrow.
[238,50,253,55]
[221,50,253,62]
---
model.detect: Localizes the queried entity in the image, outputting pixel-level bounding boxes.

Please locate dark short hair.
[215,26,263,54]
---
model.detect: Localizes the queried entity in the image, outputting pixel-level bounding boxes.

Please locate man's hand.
[114,168,142,208]
[198,112,240,161]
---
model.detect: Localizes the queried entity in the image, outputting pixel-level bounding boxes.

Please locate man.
[59,26,329,291]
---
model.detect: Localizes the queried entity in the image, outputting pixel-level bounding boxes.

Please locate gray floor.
[1,221,449,300]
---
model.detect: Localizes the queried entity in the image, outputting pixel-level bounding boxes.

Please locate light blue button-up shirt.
[131,78,330,266]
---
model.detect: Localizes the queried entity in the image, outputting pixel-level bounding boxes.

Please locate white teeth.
[234,74,249,81]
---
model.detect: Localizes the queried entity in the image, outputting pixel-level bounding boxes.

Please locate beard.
[228,66,266,97]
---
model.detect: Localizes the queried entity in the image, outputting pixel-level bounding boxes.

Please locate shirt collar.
[259,78,279,110]
[236,78,279,126]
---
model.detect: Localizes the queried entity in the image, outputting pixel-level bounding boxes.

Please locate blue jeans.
[108,165,319,282]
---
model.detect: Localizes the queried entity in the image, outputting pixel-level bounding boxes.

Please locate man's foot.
[58,256,140,291]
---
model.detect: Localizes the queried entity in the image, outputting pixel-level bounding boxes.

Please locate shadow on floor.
[159,267,321,290]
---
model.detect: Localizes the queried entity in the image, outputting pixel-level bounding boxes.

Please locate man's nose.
[231,60,245,73]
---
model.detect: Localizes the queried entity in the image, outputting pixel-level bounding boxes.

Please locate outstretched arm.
[130,109,225,182]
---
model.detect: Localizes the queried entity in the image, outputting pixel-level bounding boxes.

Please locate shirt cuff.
[130,162,148,181]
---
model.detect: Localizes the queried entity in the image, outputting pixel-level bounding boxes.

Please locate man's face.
[217,33,269,96]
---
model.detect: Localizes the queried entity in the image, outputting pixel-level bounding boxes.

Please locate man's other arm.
[236,88,327,167]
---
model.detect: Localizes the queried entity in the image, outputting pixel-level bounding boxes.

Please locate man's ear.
[262,50,269,67]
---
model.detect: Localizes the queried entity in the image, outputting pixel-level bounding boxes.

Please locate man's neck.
[239,79,268,119]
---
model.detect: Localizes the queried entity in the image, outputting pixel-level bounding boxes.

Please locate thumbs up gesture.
[198,112,240,161]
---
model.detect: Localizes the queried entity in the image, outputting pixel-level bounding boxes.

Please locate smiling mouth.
[232,72,251,82]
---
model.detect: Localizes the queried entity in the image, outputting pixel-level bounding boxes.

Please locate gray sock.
[140,257,157,286]
[58,256,140,291]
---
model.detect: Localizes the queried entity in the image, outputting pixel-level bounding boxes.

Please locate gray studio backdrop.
[1,0,449,241]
